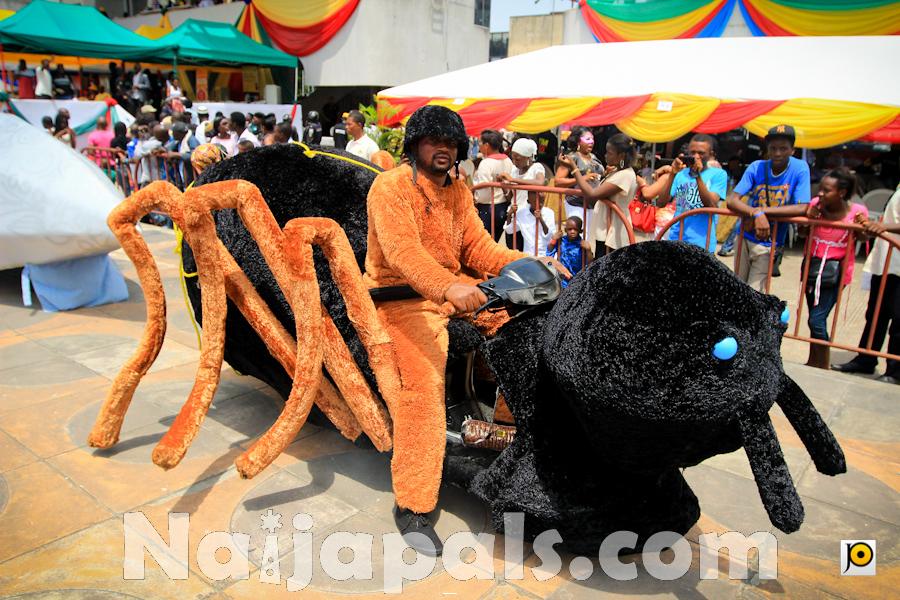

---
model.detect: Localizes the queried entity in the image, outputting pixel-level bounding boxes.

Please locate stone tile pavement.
[0,226,896,599]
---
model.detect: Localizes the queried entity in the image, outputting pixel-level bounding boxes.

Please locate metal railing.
[471,181,635,263]
[656,207,899,362]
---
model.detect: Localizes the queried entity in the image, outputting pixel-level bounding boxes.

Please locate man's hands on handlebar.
[443,258,572,315]
[444,283,488,314]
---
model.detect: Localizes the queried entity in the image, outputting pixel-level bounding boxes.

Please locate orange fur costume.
[364,164,525,513]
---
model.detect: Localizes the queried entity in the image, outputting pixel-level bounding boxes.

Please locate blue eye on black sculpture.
[781,307,790,326]
[712,336,738,361]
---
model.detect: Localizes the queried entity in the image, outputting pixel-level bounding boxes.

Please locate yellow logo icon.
[841,540,876,575]
[776,125,786,134]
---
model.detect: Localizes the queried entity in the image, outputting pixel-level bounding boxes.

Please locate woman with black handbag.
[785,169,869,368]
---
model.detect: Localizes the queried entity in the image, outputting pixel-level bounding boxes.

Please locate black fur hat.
[402,105,469,161]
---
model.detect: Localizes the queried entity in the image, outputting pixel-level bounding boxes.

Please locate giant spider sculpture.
[89,144,845,552]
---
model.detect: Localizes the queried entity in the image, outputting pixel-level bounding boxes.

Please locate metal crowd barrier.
[656,207,899,363]
[82,146,137,194]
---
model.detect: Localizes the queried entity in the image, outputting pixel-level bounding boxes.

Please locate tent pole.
[650,142,657,171]
[0,42,8,94]
[294,64,298,103]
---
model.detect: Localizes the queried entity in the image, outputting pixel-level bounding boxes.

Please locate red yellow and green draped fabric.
[236,0,358,57]
[580,0,738,42]
[581,0,900,41]
[377,95,899,149]
[739,0,900,37]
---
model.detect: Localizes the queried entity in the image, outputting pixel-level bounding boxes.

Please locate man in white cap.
[194,105,210,144]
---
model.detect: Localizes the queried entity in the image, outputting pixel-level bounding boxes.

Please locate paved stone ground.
[0,226,896,599]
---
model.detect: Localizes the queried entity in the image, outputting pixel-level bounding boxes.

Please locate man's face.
[416,136,457,175]
[345,117,362,137]
[41,59,50,69]
[565,219,581,241]
[686,140,712,169]
[767,138,793,170]
[527,192,543,212]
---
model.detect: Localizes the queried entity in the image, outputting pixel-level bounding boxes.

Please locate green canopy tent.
[0,0,170,60]
[153,19,297,68]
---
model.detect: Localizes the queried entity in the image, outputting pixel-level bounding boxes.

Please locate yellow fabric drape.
[745,99,900,149]
[253,0,351,28]
[593,1,721,40]
[0,9,14,21]
[616,93,720,142]
[507,97,602,134]
[748,0,900,36]
[134,25,170,39]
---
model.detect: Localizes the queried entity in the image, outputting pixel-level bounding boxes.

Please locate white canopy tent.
[377,36,900,147]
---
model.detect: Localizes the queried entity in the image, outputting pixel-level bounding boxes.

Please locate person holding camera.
[656,134,727,252]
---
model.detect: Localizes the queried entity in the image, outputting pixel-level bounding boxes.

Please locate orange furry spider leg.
[224,270,363,442]
[236,225,324,477]
[286,218,402,446]
[151,200,229,469]
[163,181,355,477]
[88,181,184,449]
[151,181,362,470]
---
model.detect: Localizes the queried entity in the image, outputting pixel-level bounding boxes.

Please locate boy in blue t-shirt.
[726,124,810,291]
[547,216,592,288]
[661,134,727,252]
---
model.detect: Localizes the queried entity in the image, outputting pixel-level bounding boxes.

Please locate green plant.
[359,99,404,161]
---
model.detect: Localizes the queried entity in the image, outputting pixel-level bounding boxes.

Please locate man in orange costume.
[364,106,567,555]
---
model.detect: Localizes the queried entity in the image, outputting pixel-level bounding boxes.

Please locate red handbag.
[629,195,656,233]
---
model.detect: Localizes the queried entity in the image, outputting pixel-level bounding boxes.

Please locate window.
[475,0,491,28]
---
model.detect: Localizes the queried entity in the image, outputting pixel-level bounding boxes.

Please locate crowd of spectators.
[26,82,899,383]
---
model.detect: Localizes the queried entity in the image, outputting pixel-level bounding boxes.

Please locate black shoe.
[393,505,443,557]
[876,374,900,385]
[831,360,876,375]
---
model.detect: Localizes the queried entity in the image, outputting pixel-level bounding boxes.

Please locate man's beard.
[421,159,452,176]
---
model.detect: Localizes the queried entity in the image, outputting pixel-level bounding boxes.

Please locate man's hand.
[551,230,564,241]
[444,283,488,314]
[806,204,822,220]
[754,212,771,241]
[580,240,591,251]
[541,257,572,280]
[498,172,513,183]
[671,156,686,175]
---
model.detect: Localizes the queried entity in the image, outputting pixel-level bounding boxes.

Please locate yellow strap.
[173,219,203,351]
[291,140,382,174]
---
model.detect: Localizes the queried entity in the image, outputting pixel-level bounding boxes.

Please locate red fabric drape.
[693,99,785,133]
[579,0,627,42]
[378,96,431,126]
[567,95,651,126]
[254,0,360,57]
[861,115,900,143]
[457,99,533,135]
